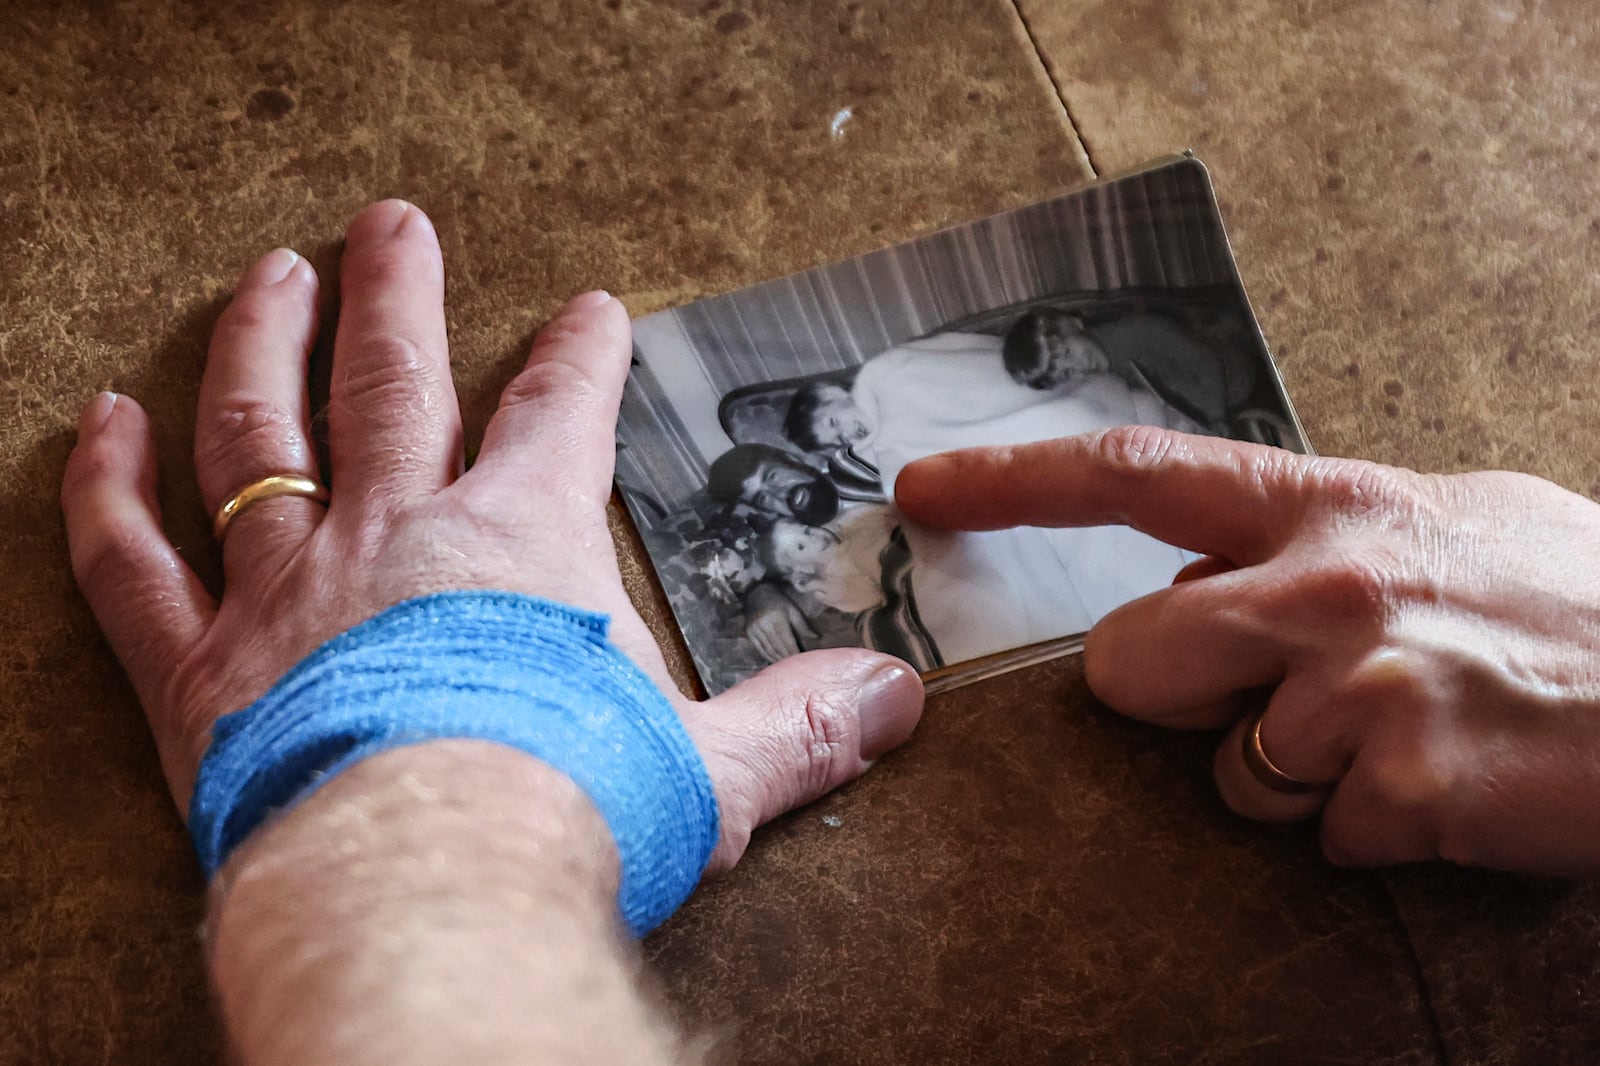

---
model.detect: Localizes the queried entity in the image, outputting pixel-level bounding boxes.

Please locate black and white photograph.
[615,157,1309,695]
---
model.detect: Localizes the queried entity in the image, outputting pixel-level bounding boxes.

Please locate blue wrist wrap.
[188,591,719,937]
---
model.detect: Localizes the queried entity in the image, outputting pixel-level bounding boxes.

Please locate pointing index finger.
[893,426,1316,564]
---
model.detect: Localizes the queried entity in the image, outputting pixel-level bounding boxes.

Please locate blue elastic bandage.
[188,591,719,937]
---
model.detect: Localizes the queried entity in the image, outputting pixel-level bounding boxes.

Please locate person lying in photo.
[758,330,1197,667]
[786,329,1202,488]
[1001,306,1246,434]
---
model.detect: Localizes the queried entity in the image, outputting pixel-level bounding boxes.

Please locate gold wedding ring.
[1242,713,1320,795]
[213,474,330,541]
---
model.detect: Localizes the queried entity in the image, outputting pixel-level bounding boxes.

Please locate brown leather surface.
[0,0,1583,1062]
[653,656,1432,1064]
[1022,1,1600,1061]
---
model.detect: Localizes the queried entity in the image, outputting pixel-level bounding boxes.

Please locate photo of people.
[615,157,1308,695]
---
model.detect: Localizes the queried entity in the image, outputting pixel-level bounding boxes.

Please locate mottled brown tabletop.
[4,1,1598,1062]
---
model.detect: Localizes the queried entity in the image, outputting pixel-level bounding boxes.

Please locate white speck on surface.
[821,815,843,827]
[830,108,852,138]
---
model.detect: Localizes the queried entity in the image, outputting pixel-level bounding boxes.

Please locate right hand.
[896,425,1600,875]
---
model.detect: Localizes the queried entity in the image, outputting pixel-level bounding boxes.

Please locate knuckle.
[72,522,155,595]
[1090,424,1178,480]
[1365,749,1456,851]
[344,331,434,381]
[1080,426,1184,520]
[500,360,599,414]
[1240,445,1303,497]
[1298,553,1395,625]
[195,397,303,480]
[1340,648,1432,708]
[1307,459,1411,523]
[797,688,858,792]
[334,333,443,419]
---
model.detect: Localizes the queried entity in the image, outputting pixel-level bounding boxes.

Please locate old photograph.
[615,158,1308,695]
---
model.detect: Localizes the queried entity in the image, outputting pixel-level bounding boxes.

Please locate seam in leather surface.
[1380,873,1452,1066]
[1007,0,1100,175]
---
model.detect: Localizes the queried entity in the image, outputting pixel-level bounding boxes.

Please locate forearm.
[207,740,698,1065]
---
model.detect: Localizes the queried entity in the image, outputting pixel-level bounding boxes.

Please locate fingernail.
[857,664,923,760]
[376,198,414,234]
[560,289,613,316]
[349,199,416,240]
[256,247,300,286]
[80,391,118,435]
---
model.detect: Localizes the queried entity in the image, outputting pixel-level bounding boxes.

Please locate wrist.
[209,741,674,1065]
[212,740,621,901]
[190,591,718,935]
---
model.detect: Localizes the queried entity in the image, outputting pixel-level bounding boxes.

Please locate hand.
[745,582,820,662]
[896,425,1600,875]
[62,200,922,877]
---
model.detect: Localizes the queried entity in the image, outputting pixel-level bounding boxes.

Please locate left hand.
[61,199,923,877]
[896,425,1600,875]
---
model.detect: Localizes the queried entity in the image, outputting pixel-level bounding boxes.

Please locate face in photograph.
[1003,309,1113,390]
[707,443,841,525]
[783,383,876,452]
[762,519,840,579]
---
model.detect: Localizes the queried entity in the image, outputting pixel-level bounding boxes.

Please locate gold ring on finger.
[213,474,330,541]
[1241,712,1321,795]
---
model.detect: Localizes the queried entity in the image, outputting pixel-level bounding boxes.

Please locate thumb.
[682,650,923,876]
